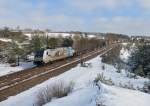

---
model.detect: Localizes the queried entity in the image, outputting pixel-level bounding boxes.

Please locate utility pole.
[46,34,48,49]
[17,55,19,66]
[80,37,84,66]
[80,52,83,66]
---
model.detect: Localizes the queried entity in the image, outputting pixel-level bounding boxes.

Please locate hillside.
[0,54,149,106]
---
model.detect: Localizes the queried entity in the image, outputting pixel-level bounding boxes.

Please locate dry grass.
[96,103,106,106]
[94,73,114,86]
[35,81,74,106]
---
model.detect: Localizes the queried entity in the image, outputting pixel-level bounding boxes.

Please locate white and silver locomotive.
[34,47,75,65]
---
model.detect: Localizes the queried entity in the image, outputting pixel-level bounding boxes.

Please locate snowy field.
[0,38,12,42]
[0,62,36,76]
[0,55,149,106]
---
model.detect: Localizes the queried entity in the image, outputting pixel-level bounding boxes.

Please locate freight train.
[33,47,75,65]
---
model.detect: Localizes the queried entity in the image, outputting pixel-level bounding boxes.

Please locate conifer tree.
[128,45,150,77]
[62,38,73,47]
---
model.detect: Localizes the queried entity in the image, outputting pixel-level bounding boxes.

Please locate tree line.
[0,27,28,43]
[0,32,106,66]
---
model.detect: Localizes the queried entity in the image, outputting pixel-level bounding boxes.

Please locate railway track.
[0,44,118,101]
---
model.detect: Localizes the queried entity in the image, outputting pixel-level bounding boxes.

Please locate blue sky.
[0,0,150,35]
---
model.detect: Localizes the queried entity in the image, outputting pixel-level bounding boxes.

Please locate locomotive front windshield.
[35,50,44,57]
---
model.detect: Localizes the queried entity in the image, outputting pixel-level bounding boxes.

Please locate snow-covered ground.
[0,55,149,106]
[120,43,131,63]
[0,62,36,76]
[24,33,32,40]
[99,84,150,106]
[24,32,101,40]
[0,38,12,42]
[120,43,136,63]
[24,32,74,40]
[120,47,130,63]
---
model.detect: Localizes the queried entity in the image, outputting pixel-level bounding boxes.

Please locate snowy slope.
[99,85,150,106]
[0,56,149,106]
[45,84,150,106]
[44,87,98,106]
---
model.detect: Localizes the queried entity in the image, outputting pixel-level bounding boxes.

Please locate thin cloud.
[92,16,150,35]
[67,0,133,11]
[0,0,149,35]
[139,0,150,9]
